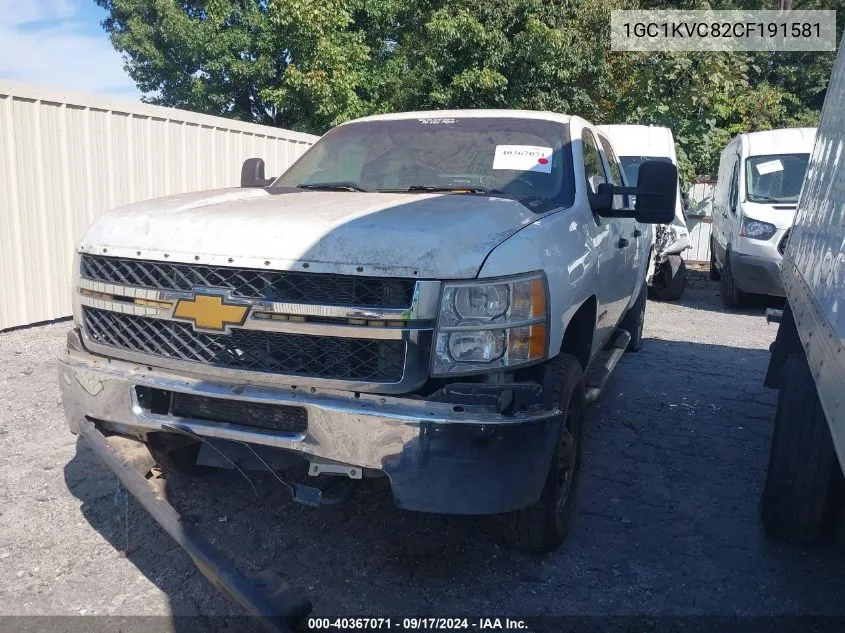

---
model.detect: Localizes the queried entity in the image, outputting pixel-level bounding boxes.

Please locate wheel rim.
[555,408,579,519]
[637,294,646,339]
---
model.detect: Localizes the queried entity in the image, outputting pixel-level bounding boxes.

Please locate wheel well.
[560,296,596,371]
[765,304,803,389]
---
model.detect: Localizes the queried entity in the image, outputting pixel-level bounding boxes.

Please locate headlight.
[432,273,548,376]
[741,217,777,241]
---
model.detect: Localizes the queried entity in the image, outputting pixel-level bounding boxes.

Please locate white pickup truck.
[58,110,675,554]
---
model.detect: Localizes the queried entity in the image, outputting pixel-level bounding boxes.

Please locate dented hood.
[78,188,549,278]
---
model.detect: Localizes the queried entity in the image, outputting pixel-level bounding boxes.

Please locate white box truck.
[761,36,845,543]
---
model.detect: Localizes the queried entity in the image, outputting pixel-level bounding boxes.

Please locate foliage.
[97,0,844,180]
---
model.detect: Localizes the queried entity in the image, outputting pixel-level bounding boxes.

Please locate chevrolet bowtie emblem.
[173,293,249,332]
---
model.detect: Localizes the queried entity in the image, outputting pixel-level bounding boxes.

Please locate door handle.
[618,238,630,248]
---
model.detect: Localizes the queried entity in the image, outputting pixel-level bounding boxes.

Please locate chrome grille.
[80,255,416,308]
[83,307,405,382]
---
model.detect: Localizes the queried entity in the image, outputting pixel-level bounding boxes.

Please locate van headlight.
[431,273,548,376]
[741,217,777,241]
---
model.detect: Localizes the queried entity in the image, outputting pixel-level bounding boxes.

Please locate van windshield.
[618,155,672,185]
[272,117,574,206]
[744,153,810,203]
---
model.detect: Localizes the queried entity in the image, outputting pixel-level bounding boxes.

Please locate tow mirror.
[241,158,270,187]
[595,160,677,224]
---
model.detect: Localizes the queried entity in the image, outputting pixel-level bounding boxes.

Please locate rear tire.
[760,353,842,543]
[619,280,647,352]
[720,251,747,309]
[709,239,721,281]
[499,354,585,553]
[648,255,686,301]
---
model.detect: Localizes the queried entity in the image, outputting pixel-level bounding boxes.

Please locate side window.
[597,134,628,209]
[582,130,607,194]
[597,136,623,186]
[728,158,740,213]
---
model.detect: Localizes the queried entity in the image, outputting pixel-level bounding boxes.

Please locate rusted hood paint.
[78,188,551,278]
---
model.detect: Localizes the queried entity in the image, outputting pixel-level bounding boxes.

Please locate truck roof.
[343,109,573,126]
[742,127,816,156]
[597,124,676,160]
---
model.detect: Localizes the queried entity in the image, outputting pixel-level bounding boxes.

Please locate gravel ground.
[2,269,845,624]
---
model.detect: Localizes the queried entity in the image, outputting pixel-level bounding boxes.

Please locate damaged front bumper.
[59,330,561,515]
[77,419,310,631]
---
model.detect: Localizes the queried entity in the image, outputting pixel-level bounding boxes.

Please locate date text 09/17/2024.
[306,617,530,630]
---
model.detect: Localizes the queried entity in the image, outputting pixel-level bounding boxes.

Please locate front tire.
[720,251,747,309]
[499,354,586,553]
[619,280,647,352]
[648,255,686,301]
[709,239,721,281]
[760,353,842,543]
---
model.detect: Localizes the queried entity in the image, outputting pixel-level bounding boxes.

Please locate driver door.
[582,129,628,346]
[598,133,640,296]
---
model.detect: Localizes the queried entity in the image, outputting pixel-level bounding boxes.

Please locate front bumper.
[58,331,560,515]
[730,252,785,297]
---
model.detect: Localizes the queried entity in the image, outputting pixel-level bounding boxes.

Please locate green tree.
[97,0,280,123]
[98,0,842,177]
[96,0,374,129]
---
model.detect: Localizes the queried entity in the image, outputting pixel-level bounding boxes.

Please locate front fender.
[477,206,597,357]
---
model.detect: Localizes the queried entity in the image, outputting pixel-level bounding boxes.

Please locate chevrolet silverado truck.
[58,110,675,556]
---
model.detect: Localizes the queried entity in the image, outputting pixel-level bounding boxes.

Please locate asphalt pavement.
[2,269,844,629]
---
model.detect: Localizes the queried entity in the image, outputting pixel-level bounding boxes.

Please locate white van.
[599,124,691,300]
[710,128,816,308]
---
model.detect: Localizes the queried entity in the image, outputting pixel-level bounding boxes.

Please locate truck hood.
[79,188,550,278]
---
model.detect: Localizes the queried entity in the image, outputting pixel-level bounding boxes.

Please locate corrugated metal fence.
[0,80,318,330]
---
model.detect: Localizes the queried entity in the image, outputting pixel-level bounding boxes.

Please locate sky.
[0,0,139,99]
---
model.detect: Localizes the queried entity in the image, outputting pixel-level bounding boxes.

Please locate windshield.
[619,155,673,186]
[744,153,810,203]
[273,117,574,206]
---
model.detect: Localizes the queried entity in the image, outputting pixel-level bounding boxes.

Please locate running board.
[585,329,631,404]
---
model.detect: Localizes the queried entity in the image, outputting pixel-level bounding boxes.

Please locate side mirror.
[241,158,269,187]
[635,161,677,223]
[595,160,677,224]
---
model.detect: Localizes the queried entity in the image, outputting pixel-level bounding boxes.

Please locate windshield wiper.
[749,194,794,203]
[378,185,505,195]
[297,182,368,192]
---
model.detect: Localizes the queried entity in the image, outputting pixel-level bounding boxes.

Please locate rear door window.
[598,136,624,186]
[582,130,608,194]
